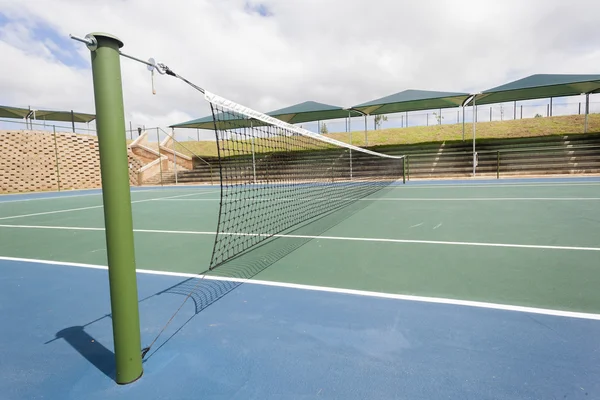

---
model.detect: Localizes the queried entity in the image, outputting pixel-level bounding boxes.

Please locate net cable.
[105,61,405,357]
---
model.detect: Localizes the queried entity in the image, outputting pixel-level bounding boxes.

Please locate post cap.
[88,32,124,48]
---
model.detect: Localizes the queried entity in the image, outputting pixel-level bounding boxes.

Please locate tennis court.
[1,176,600,399]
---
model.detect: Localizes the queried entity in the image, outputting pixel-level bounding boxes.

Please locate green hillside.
[172,113,600,158]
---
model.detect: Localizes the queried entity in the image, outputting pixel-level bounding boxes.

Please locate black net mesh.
[207,100,405,270]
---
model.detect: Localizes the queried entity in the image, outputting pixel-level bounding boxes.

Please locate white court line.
[156,197,600,202]
[392,182,600,189]
[1,255,599,321]
[1,223,599,252]
[0,188,213,204]
[0,191,217,221]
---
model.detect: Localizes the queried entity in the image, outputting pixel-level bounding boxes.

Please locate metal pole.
[129,121,133,140]
[348,111,352,181]
[489,107,492,122]
[579,102,581,115]
[547,104,549,117]
[496,151,500,179]
[53,126,61,191]
[156,128,163,186]
[197,128,200,141]
[439,108,442,125]
[88,32,143,384]
[172,128,178,185]
[550,97,553,117]
[462,107,465,141]
[251,121,257,183]
[406,111,408,127]
[514,101,516,120]
[364,115,368,146]
[71,110,75,133]
[521,105,523,119]
[585,93,589,133]
[427,113,429,126]
[473,96,477,177]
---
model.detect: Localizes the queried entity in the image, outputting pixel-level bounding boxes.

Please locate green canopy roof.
[33,109,96,123]
[0,105,95,123]
[171,101,360,130]
[470,74,600,106]
[170,111,256,130]
[351,89,471,115]
[0,105,31,119]
[266,101,361,124]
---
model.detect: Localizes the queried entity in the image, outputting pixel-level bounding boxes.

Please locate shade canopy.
[0,105,96,123]
[170,112,256,130]
[470,74,600,106]
[266,101,361,124]
[0,105,31,119]
[172,100,360,130]
[351,89,471,115]
[34,109,96,123]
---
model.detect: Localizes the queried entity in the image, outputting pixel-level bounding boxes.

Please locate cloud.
[1,0,599,135]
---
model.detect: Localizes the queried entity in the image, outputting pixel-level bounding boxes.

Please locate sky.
[1,0,599,138]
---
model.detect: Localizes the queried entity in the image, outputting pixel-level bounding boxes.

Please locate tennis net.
[205,91,405,269]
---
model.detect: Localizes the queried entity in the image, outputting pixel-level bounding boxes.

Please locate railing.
[153,127,215,185]
[402,144,600,180]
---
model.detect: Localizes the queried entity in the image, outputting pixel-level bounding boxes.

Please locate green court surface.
[1,179,600,314]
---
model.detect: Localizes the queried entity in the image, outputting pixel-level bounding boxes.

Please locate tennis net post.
[88,32,143,384]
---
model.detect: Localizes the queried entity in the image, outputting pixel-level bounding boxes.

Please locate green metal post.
[88,32,143,384]
[407,155,410,181]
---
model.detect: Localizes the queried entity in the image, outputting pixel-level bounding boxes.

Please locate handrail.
[154,127,212,167]
[396,143,600,158]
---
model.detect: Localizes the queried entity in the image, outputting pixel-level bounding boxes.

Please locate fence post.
[406,155,410,181]
[156,127,163,186]
[496,151,500,179]
[53,125,61,191]
[402,157,406,184]
[172,129,178,185]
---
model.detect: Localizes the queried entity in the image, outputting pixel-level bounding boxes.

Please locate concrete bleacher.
[382,132,600,179]
[173,133,600,184]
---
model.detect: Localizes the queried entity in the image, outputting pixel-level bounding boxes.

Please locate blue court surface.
[1,176,600,399]
[1,260,599,399]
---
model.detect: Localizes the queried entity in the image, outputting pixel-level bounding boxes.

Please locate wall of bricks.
[0,130,143,193]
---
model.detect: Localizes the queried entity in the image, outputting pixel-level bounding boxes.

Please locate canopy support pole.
[348,111,353,181]
[364,115,368,146]
[462,107,465,141]
[472,97,477,177]
[585,93,590,133]
[251,121,257,183]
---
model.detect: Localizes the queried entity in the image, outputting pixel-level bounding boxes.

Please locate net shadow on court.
[143,187,395,359]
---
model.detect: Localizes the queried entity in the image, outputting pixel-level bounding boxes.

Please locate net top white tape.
[205,91,405,160]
